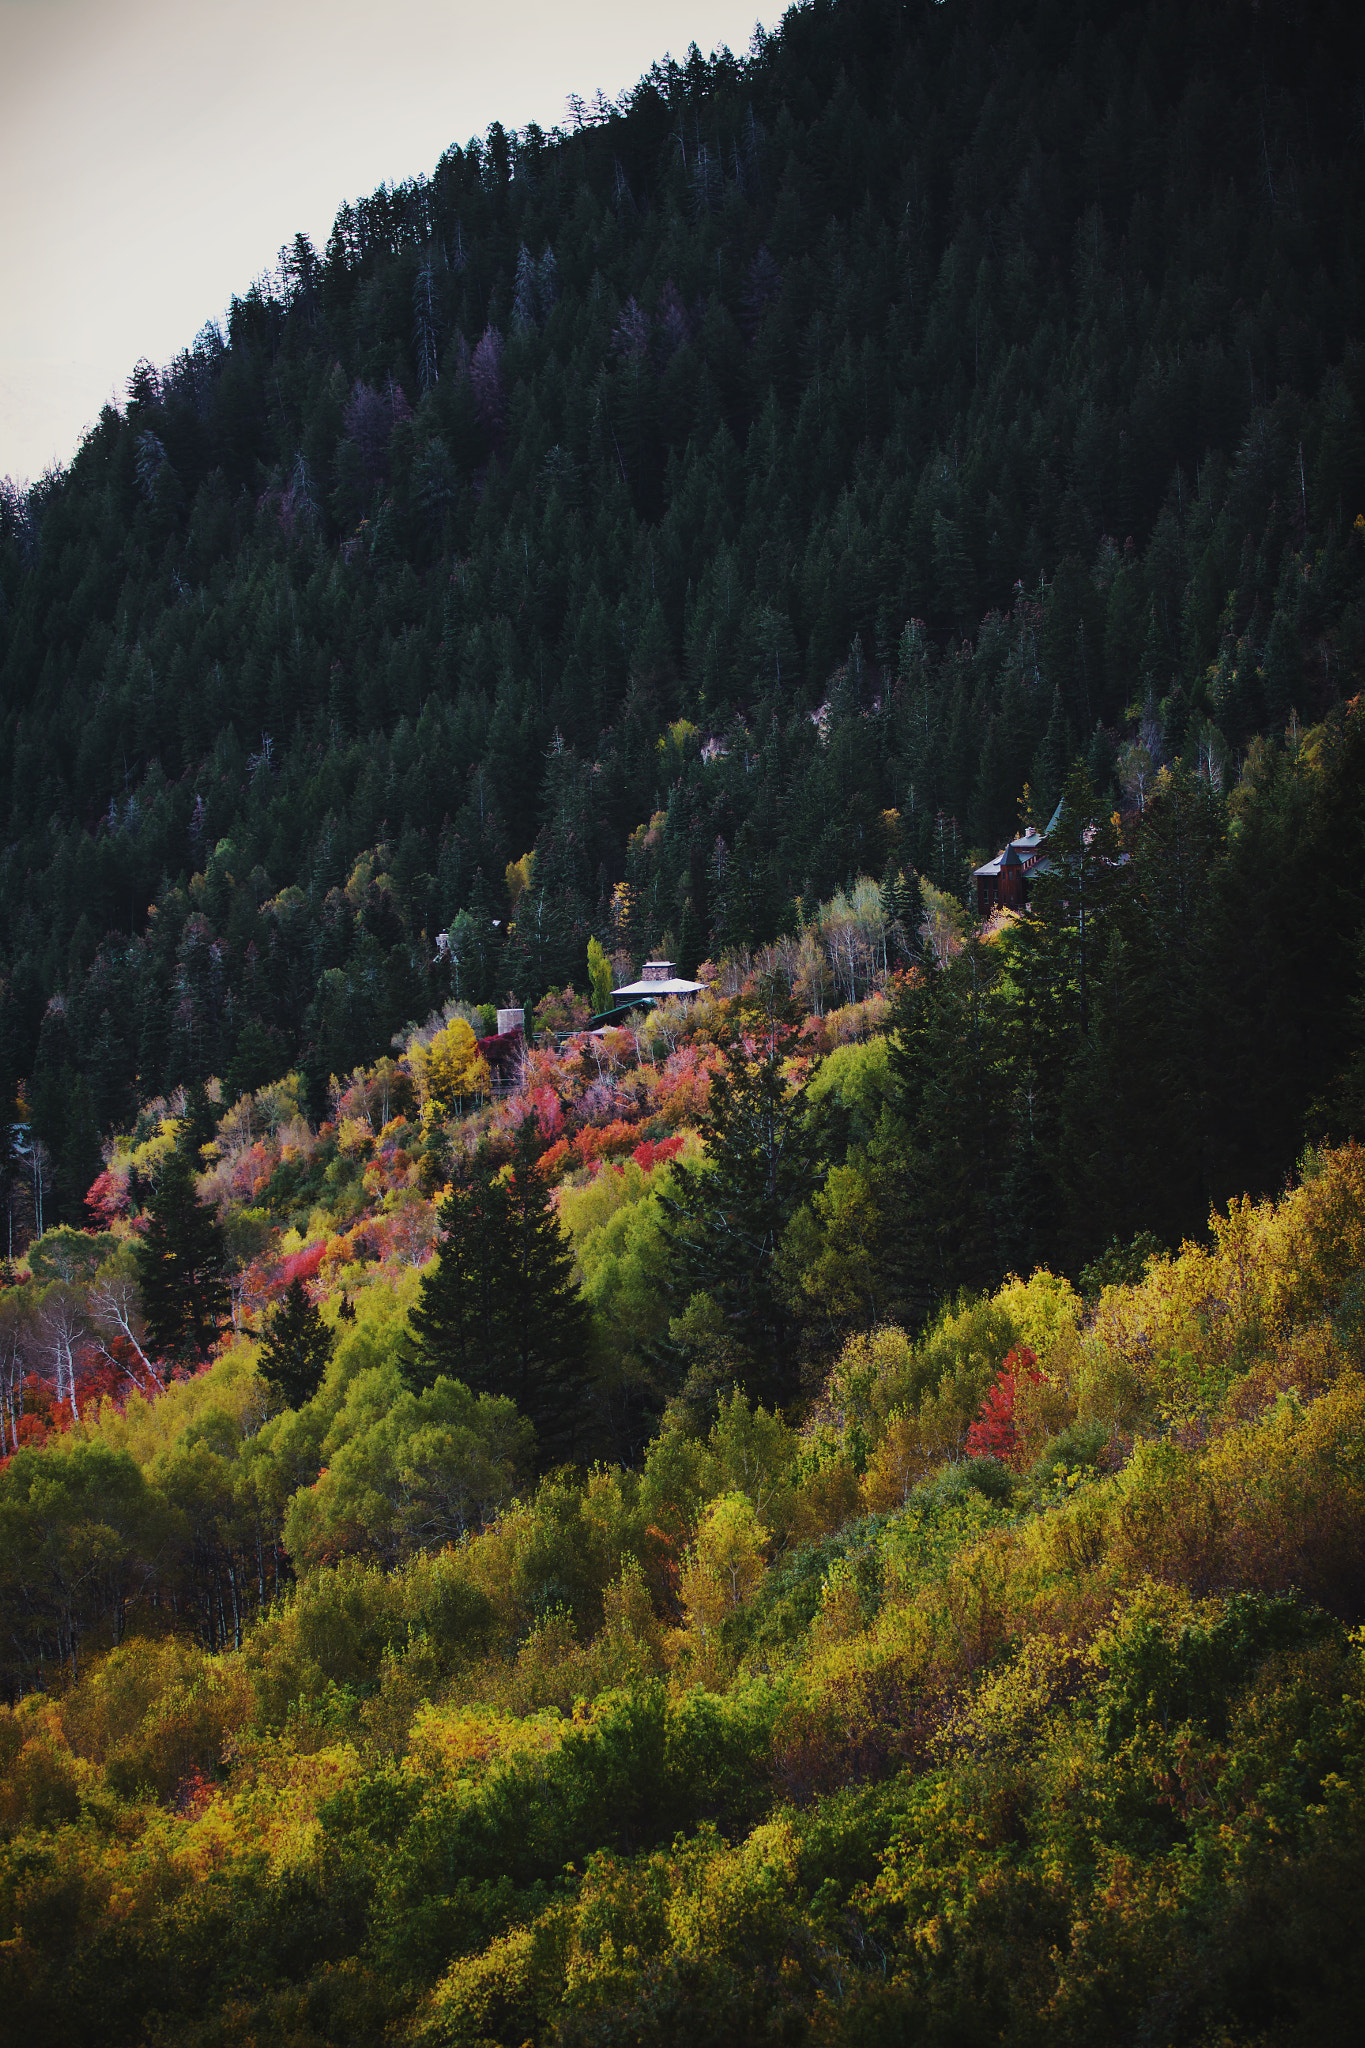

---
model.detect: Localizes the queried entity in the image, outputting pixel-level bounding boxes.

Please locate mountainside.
[1,0,1363,1228]
[6,7,1365,2035]
[6,1135,1365,2043]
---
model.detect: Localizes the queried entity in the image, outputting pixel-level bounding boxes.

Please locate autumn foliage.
[3,1135,1365,2041]
[965,1345,1044,1463]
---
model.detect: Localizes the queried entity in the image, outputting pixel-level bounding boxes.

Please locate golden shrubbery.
[7,1147,1365,2044]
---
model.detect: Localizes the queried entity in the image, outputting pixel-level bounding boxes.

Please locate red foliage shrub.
[631,1135,685,1173]
[573,1119,640,1166]
[76,1359,131,1418]
[175,1768,214,1817]
[535,1137,572,1181]
[529,1085,565,1140]
[280,1242,327,1288]
[85,1167,131,1224]
[965,1346,1043,1464]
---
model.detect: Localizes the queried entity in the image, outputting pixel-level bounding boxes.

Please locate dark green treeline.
[0,0,1363,1217]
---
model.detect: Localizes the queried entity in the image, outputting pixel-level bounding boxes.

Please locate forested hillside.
[3,7,1365,2031]
[6,1119,1365,2044]
[0,0,1363,1223]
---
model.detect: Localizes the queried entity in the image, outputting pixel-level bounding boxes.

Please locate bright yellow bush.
[419,1905,572,2048]
[214,1734,364,1876]
[1091,1143,1365,1415]
[406,1700,567,1779]
[993,1268,1082,1369]
[60,1636,252,1802]
[678,1492,769,1635]
[408,1016,490,1114]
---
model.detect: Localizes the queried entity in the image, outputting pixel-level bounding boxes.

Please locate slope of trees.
[0,685,1360,1483]
[2,6,1365,2033]
[0,0,1361,1217]
[0,684,1359,1660]
[4,1145,1365,2041]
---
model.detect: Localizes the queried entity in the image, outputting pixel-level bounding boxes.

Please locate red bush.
[632,1134,685,1173]
[965,1345,1043,1464]
[280,1241,326,1288]
[535,1136,572,1181]
[85,1166,130,1224]
[530,1085,565,1140]
[573,1119,640,1166]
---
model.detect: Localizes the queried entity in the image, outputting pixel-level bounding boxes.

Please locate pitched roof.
[610,976,707,997]
[972,825,1048,880]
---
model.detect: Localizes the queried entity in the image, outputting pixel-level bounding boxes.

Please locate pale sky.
[0,0,780,485]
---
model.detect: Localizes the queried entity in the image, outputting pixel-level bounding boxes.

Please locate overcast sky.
[0,0,779,485]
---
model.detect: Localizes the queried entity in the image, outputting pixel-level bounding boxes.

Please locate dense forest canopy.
[0,0,1362,1228]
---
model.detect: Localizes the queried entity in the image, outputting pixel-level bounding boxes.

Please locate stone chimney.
[640,961,674,983]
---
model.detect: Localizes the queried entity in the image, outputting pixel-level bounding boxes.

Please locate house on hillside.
[972,802,1062,919]
[588,960,708,1030]
[611,960,707,1002]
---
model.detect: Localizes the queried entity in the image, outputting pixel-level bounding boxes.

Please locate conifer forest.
[3,1,1365,2041]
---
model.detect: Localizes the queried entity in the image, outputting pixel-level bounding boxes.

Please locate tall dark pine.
[406,1147,509,1391]
[406,1122,589,1459]
[179,1081,220,1158]
[133,1148,230,1365]
[258,1277,335,1409]
[661,975,823,1408]
[501,1115,591,1457]
[882,863,926,967]
[886,938,1010,1313]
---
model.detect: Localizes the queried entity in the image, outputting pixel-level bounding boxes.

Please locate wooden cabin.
[971,807,1060,919]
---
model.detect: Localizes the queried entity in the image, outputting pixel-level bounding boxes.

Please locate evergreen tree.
[179,1081,219,1159]
[501,1115,591,1457]
[661,975,823,1411]
[406,1120,589,1458]
[886,937,1011,1313]
[257,1276,335,1409]
[1030,687,1072,824]
[881,863,925,967]
[406,1146,509,1392]
[133,1147,230,1364]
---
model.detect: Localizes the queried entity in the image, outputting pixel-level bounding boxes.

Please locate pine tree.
[258,1276,335,1409]
[881,862,925,966]
[406,1146,508,1392]
[405,1121,589,1459]
[1029,686,1072,825]
[886,937,1011,1314]
[180,1081,219,1158]
[661,975,822,1410]
[501,1115,591,1455]
[133,1147,230,1365]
